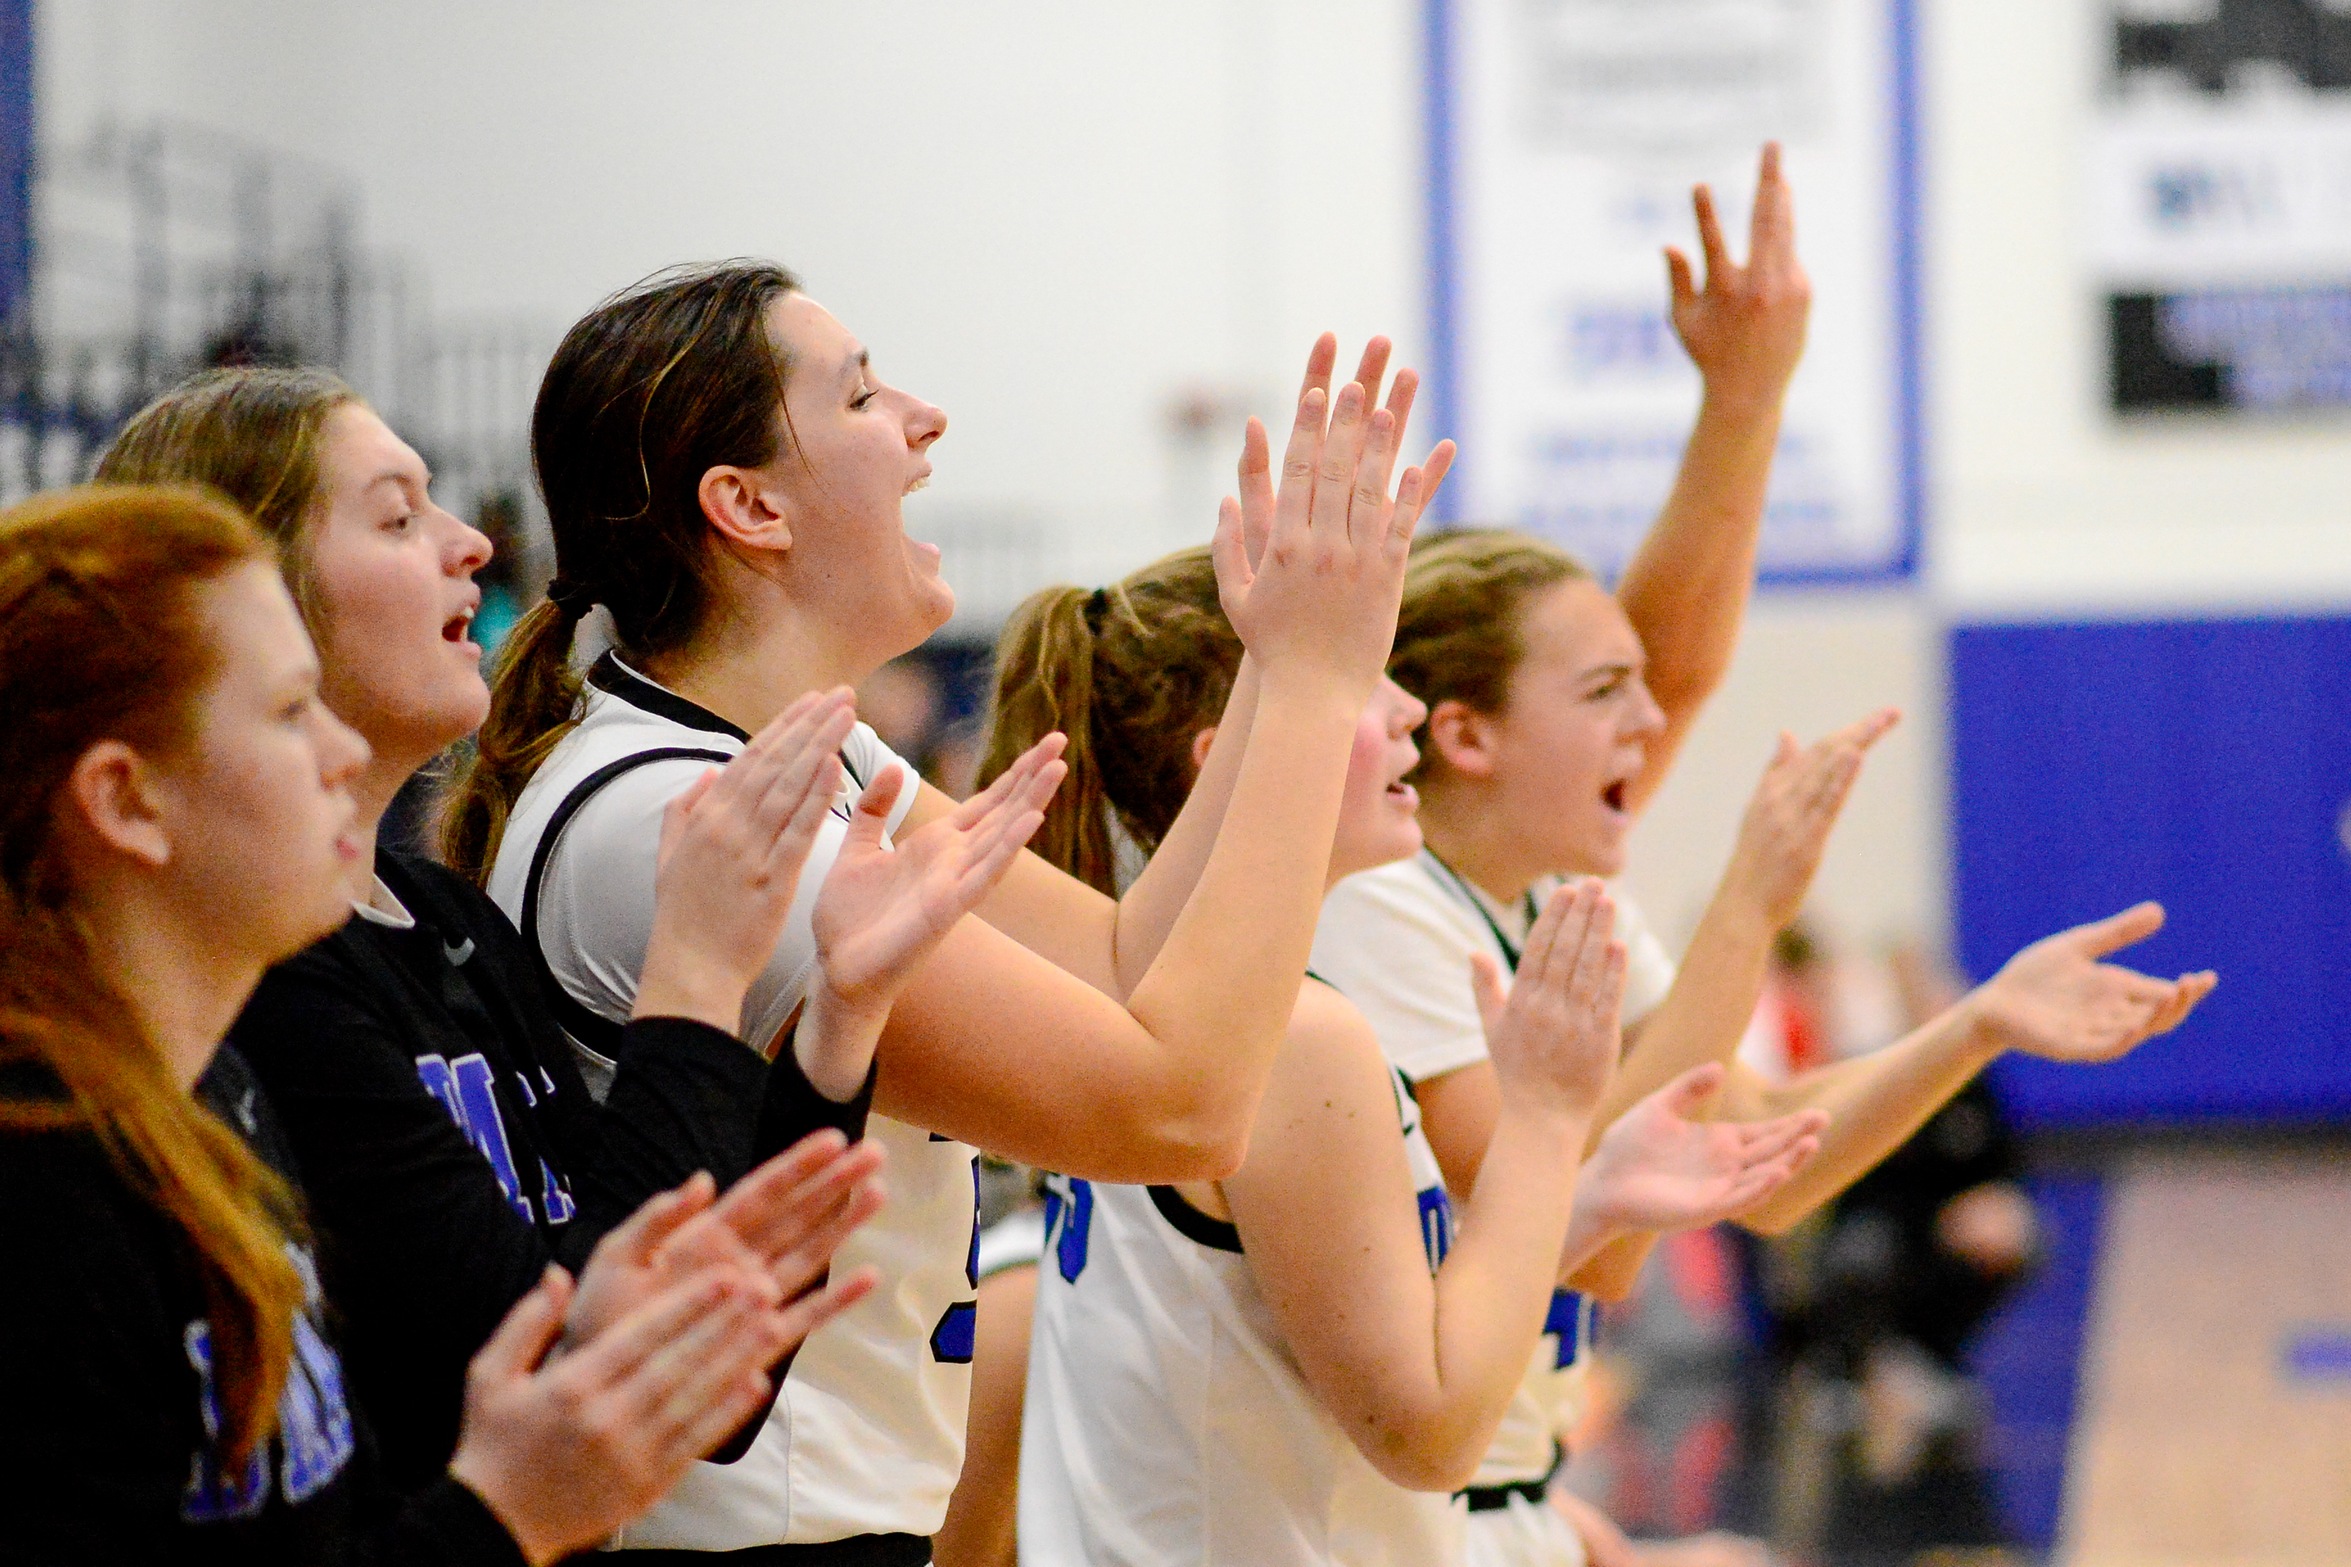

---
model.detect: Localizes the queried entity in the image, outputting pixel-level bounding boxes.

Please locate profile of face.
[70,562,372,968]
[1430,578,1667,879]
[1328,676,1431,883]
[306,404,494,770]
[709,294,952,669]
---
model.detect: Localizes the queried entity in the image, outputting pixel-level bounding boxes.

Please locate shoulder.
[1314,861,1485,975]
[1264,981,1403,1121]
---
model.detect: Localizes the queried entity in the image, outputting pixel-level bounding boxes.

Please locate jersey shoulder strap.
[519,747,734,1059]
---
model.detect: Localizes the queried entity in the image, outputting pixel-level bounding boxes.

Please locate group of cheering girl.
[0,146,2212,1567]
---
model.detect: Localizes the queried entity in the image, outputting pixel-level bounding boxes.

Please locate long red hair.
[0,484,309,1466]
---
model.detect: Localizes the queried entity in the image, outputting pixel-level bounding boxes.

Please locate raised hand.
[799,738,1067,1096]
[450,1253,876,1567]
[1470,879,1625,1120]
[1578,1064,1828,1235]
[564,1128,888,1349]
[1213,332,1454,704]
[1666,141,1812,412]
[1968,903,2216,1064]
[633,689,858,1032]
[1719,708,1899,931]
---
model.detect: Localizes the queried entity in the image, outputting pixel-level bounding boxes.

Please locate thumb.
[845,764,908,850]
[1468,951,1509,1041]
[1654,1062,1727,1120]
[472,1265,572,1382]
[657,766,722,859]
[607,1170,716,1269]
[2067,901,2165,958]
[1213,496,1252,597]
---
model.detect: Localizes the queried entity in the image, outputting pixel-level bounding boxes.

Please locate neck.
[338,747,423,902]
[78,886,261,1093]
[1415,784,1547,908]
[642,571,875,736]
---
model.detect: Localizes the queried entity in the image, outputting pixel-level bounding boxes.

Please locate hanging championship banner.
[1424,0,1921,584]
[2094,2,2351,414]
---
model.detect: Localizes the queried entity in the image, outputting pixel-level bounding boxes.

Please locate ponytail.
[981,586,1118,894]
[439,260,802,885]
[980,548,1243,891]
[0,485,308,1469]
[438,595,588,883]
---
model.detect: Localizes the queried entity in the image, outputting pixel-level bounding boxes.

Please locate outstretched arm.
[1616,142,1812,809]
[1717,904,2215,1232]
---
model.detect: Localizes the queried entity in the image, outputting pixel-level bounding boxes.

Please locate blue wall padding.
[1951,615,2351,1128]
[0,0,28,328]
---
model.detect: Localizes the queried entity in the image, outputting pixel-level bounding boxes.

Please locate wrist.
[1695,379,1794,428]
[797,973,890,1103]
[1947,990,2012,1063]
[447,1459,561,1567]
[633,930,750,1037]
[1252,660,1378,725]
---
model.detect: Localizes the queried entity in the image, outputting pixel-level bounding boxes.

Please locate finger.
[1733,1108,1830,1167]
[772,1263,881,1346]
[1235,416,1276,567]
[950,728,1052,828]
[1664,247,1697,313]
[1294,332,1338,408]
[1272,384,1329,548]
[706,1132,856,1247]
[597,1171,718,1273]
[613,1286,771,1435]
[566,1269,752,1387]
[657,766,724,864]
[1692,182,1734,281]
[1390,441,1456,547]
[767,1175,890,1299]
[1214,494,1253,599]
[1654,1063,1727,1120]
[1350,335,1392,413]
[676,1368,777,1466]
[754,710,854,836]
[1381,366,1420,452]
[2066,902,2166,958]
[470,1265,573,1382]
[1309,379,1369,541]
[726,1143,890,1267]
[842,764,910,853]
[1752,141,1797,273]
[1467,950,1509,1039]
[1352,408,1400,542]
[1517,878,1588,996]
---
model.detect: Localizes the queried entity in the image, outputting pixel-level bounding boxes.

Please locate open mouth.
[1386,779,1418,808]
[442,607,476,646]
[904,469,932,496]
[1601,779,1629,815]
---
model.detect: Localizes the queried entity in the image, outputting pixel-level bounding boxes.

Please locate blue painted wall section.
[0,0,29,330]
[1951,615,2351,1128]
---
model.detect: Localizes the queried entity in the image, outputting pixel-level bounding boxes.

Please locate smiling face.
[752,293,953,670]
[1328,677,1432,884]
[305,404,494,776]
[143,561,373,967]
[1443,578,1667,879]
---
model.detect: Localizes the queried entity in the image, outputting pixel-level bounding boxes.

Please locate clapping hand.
[1578,1064,1828,1237]
[1721,709,1899,931]
[1470,879,1625,1122]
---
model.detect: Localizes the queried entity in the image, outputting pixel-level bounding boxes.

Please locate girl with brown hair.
[95,363,1053,1507]
[451,264,1445,1556]
[0,484,875,1564]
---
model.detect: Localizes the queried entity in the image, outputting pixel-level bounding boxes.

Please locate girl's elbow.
[1362,1420,1485,1493]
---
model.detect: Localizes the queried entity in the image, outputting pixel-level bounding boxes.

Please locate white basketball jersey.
[487,655,977,1549]
[1019,1054,1465,1566]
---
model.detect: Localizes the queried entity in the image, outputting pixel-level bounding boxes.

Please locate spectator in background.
[859,653,986,797]
[469,489,538,662]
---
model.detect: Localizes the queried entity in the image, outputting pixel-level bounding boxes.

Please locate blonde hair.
[1390,528,1592,780]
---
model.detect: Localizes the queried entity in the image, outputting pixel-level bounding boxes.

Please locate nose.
[1629,677,1668,739]
[321,708,371,787]
[908,396,946,451]
[441,507,494,575]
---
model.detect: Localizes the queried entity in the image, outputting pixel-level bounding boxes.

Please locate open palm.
[1582,1065,1827,1234]
[811,736,1066,1012]
[1975,902,2214,1065]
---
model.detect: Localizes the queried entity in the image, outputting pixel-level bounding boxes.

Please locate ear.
[697,464,795,555]
[64,741,175,869]
[1188,726,1218,778]
[1424,698,1500,781]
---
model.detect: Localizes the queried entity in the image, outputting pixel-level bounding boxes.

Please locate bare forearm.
[1395,1108,1588,1483]
[1563,1229,1657,1302]
[1109,658,1262,997]
[1593,886,1775,1138]
[1616,391,1783,740]
[1122,674,1359,1141]
[1739,1003,2001,1232]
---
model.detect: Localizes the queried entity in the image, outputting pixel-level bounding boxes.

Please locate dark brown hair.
[94,367,361,634]
[1389,527,1592,781]
[439,261,801,882]
[0,485,309,1466]
[979,547,1242,894]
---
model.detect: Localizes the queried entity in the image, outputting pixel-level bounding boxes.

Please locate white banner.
[1426,0,1920,583]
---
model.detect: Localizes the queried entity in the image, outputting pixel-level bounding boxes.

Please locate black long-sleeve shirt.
[0,1050,524,1567]
[223,850,870,1492]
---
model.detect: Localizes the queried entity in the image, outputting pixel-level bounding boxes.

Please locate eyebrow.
[1580,661,1638,684]
[839,347,870,385]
